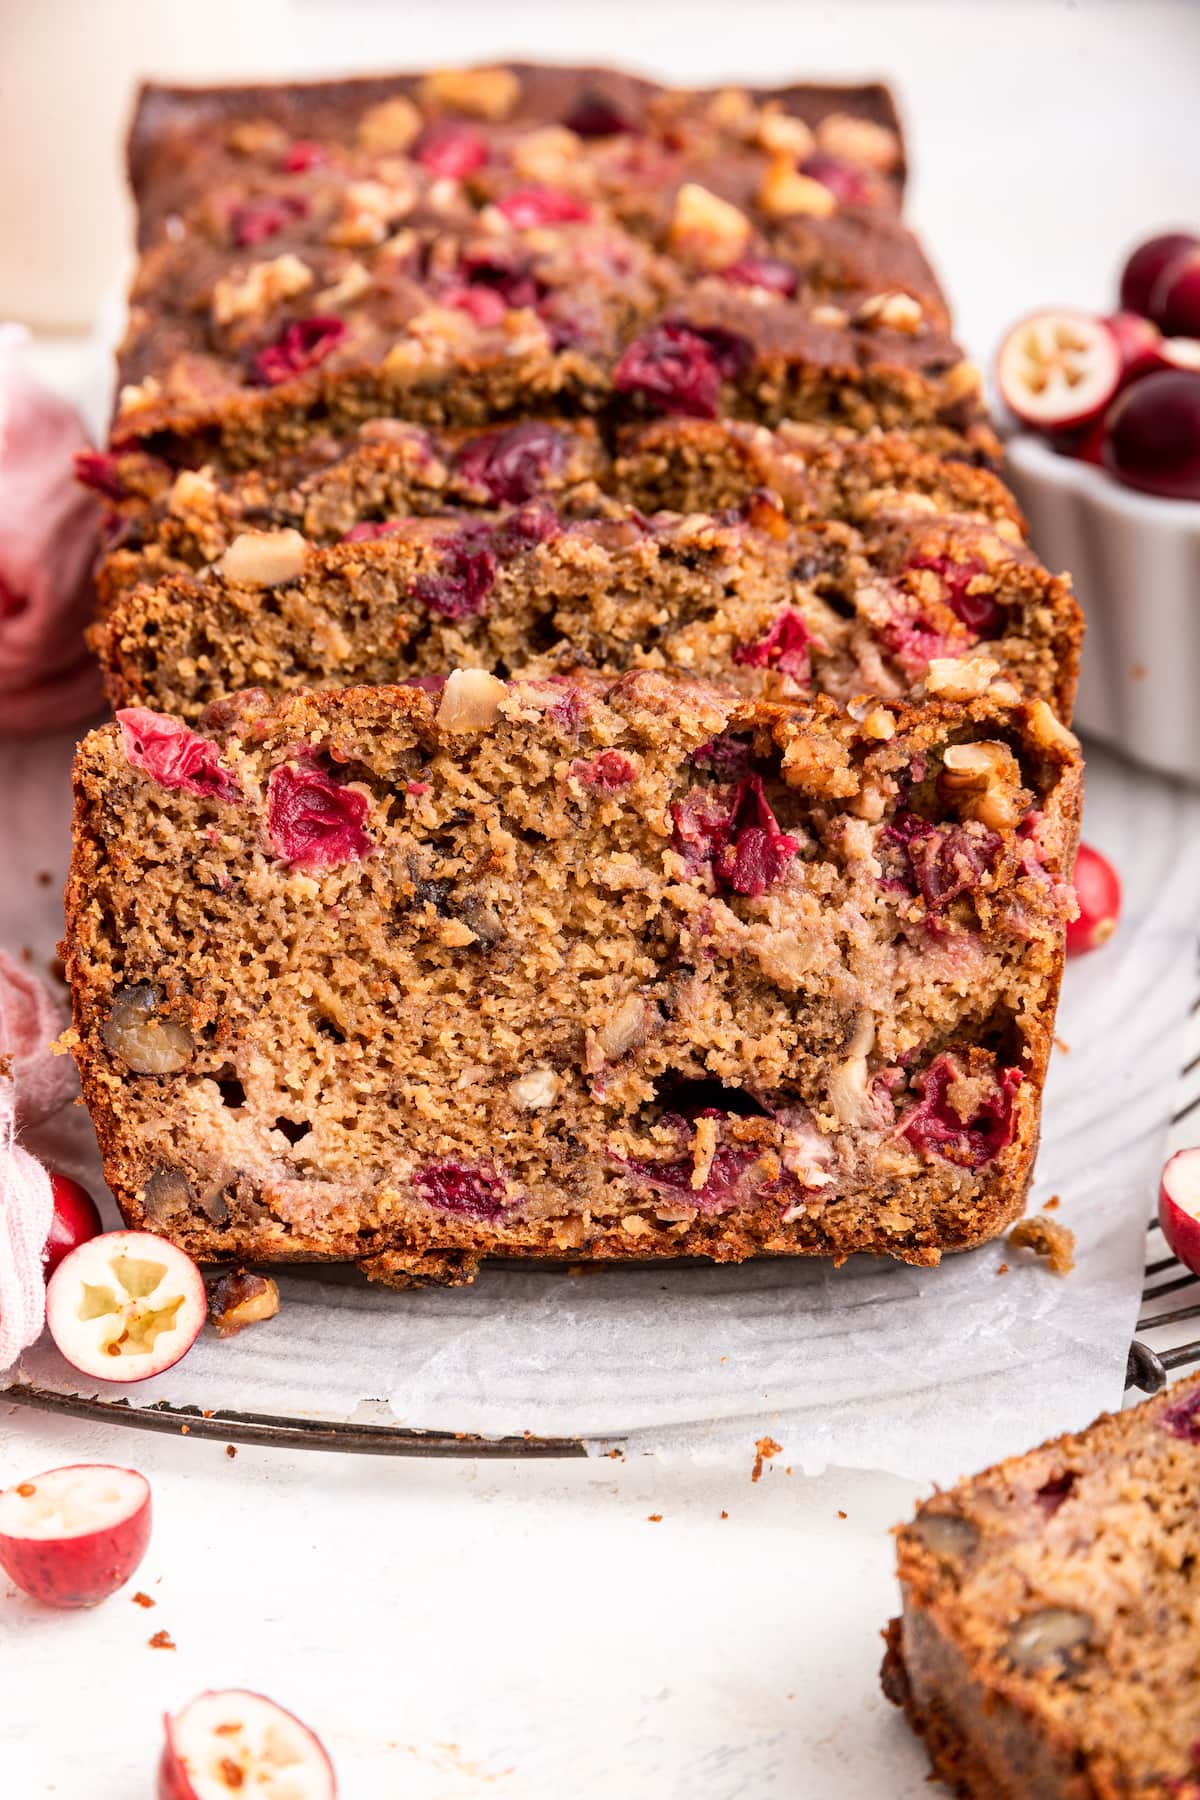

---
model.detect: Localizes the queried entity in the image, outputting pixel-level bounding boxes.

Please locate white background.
[3,3,1200,1795]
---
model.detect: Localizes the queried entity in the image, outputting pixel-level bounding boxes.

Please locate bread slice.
[62,673,1080,1287]
[883,1372,1200,1798]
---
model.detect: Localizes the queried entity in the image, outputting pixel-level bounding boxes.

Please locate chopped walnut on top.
[207,1268,281,1338]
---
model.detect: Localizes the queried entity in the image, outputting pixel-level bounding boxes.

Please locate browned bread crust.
[884,1374,1200,1798]
[61,675,1080,1287]
[111,66,986,461]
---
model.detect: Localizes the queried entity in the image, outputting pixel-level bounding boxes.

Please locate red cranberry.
[454,244,544,311]
[1119,230,1198,315]
[455,421,568,504]
[0,575,26,619]
[117,708,241,803]
[281,141,329,173]
[1103,370,1200,500]
[341,520,405,543]
[1104,310,1162,384]
[1065,843,1120,955]
[42,1175,103,1275]
[413,1161,509,1220]
[800,152,872,205]
[497,186,591,228]
[673,774,798,897]
[613,322,751,419]
[690,733,754,777]
[1161,1386,1200,1444]
[267,763,373,868]
[720,257,799,299]
[620,1138,760,1213]
[251,316,348,387]
[882,813,1001,913]
[569,751,636,791]
[443,283,508,327]
[732,609,811,679]
[229,194,307,248]
[413,122,489,179]
[412,532,497,620]
[74,450,127,502]
[908,553,1002,638]
[1033,1472,1077,1516]
[1149,248,1200,338]
[898,1054,1022,1168]
[564,92,635,138]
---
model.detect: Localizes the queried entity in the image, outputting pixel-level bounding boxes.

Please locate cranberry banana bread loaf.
[61,673,1081,1287]
[113,68,987,462]
[883,1373,1200,1798]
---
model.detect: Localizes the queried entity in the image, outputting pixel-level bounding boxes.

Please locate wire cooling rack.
[1126,964,1200,1394]
[6,954,1198,1455]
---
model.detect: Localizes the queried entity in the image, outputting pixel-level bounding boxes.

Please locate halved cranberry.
[443,283,509,326]
[412,532,497,620]
[564,92,635,138]
[690,733,754,777]
[454,244,544,311]
[414,122,489,179]
[74,450,126,502]
[673,774,798,897]
[882,813,1001,913]
[732,609,812,679]
[898,1054,1022,1169]
[267,763,373,868]
[281,141,329,174]
[569,751,636,791]
[620,1139,761,1213]
[251,316,347,387]
[117,708,241,803]
[229,194,307,248]
[455,421,568,504]
[497,185,591,228]
[800,153,872,205]
[613,322,752,419]
[908,552,1003,638]
[413,1161,509,1220]
[1161,1385,1200,1443]
[341,520,405,543]
[720,257,799,299]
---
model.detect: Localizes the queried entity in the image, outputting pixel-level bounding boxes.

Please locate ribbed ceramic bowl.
[1005,434,1200,783]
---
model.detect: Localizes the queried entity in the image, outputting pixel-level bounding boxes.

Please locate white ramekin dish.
[1004,433,1200,784]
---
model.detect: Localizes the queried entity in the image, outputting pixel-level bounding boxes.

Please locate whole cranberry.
[1065,843,1120,955]
[1118,230,1197,316]
[1149,248,1200,338]
[1103,370,1200,499]
[42,1175,103,1276]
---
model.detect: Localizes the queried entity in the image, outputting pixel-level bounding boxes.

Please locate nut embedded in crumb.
[419,66,520,120]
[218,529,307,588]
[754,104,816,160]
[436,668,507,732]
[668,182,751,268]
[758,157,836,220]
[208,1269,281,1338]
[1008,1215,1076,1277]
[356,94,421,153]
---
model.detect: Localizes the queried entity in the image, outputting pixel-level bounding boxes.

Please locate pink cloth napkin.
[0,324,103,737]
[0,950,72,1370]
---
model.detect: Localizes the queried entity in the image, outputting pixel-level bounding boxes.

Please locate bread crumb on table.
[148,1629,176,1650]
[1007,1214,1076,1276]
[751,1436,783,1482]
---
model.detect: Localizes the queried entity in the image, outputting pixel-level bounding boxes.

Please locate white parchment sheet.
[4,720,1198,1483]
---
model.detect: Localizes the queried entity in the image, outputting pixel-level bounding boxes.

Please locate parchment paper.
[5,719,1198,1482]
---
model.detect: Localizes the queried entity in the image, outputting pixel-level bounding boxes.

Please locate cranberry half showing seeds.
[1159,1148,1200,1280]
[159,1691,337,1799]
[45,1230,206,1383]
[995,308,1120,431]
[0,1464,151,1608]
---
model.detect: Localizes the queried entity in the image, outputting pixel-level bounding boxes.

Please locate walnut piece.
[207,1269,281,1339]
[854,291,924,333]
[211,253,313,328]
[511,125,582,184]
[816,112,901,171]
[436,668,507,732]
[509,1068,559,1110]
[102,986,194,1076]
[758,156,836,219]
[669,182,751,269]
[420,66,519,120]
[828,1012,875,1126]
[924,655,1001,701]
[356,95,421,153]
[1005,1607,1092,1673]
[909,1512,979,1562]
[218,529,307,587]
[938,740,1024,831]
[755,104,816,159]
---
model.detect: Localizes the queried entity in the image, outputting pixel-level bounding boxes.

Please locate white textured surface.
[1007,436,1200,783]
[4,7,1200,1797]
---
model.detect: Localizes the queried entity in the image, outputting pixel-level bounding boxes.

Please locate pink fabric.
[0,950,70,1370]
[0,324,104,737]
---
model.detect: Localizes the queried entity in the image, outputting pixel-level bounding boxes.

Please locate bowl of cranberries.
[997,231,1200,783]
